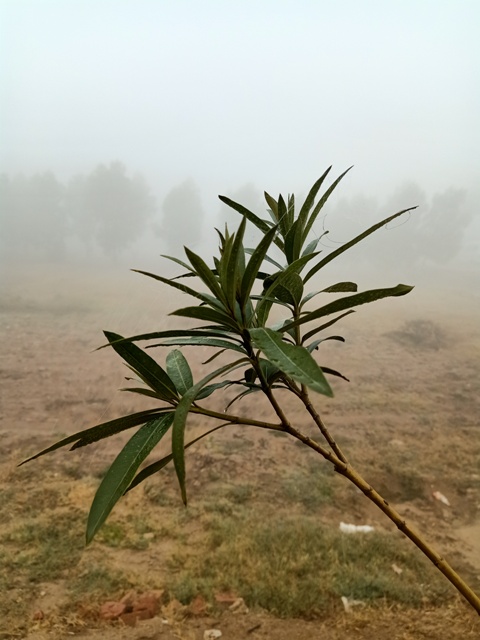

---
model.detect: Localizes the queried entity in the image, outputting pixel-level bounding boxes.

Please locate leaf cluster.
[21,167,415,543]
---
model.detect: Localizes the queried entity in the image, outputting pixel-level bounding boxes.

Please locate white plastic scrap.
[341,596,366,613]
[204,630,222,640]
[339,522,375,534]
[432,491,450,506]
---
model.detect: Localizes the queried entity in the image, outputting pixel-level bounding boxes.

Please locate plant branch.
[286,423,480,615]
[300,388,348,464]
[190,405,284,432]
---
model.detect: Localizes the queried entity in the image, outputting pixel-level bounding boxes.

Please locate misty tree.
[421,187,470,263]
[380,183,471,267]
[0,172,66,261]
[157,178,205,253]
[68,162,156,258]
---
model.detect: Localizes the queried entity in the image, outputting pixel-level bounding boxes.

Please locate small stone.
[204,630,222,640]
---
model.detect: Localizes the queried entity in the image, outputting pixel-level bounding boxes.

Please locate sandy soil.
[1,262,479,639]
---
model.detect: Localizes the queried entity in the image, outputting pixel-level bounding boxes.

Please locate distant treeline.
[0,162,157,261]
[0,165,475,266]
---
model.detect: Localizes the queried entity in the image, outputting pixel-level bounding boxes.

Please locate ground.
[0,262,479,639]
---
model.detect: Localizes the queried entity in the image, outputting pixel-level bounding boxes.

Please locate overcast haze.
[0,0,479,270]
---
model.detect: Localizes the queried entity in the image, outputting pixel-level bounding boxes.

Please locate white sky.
[1,0,479,202]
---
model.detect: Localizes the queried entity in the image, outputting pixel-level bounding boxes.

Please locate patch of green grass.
[96,521,127,548]
[0,510,84,582]
[280,464,334,510]
[168,513,450,617]
[70,564,131,598]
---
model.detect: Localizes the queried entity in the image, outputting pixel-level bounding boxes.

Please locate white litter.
[339,522,375,534]
[204,630,222,640]
[341,596,366,613]
[391,563,403,575]
[432,491,450,506]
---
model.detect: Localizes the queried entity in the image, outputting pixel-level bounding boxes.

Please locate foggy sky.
[1,0,479,208]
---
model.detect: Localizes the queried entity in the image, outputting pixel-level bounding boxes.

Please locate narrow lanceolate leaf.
[131,269,223,310]
[149,336,246,354]
[97,328,243,349]
[264,191,279,221]
[126,423,228,492]
[172,358,249,505]
[256,252,320,326]
[121,387,165,399]
[166,350,193,395]
[321,282,358,293]
[241,225,279,305]
[306,336,345,352]
[86,413,174,543]
[224,216,247,310]
[219,195,275,236]
[184,247,226,304]
[282,284,414,334]
[297,167,333,229]
[304,206,418,283]
[18,408,168,464]
[249,328,333,397]
[276,195,289,238]
[302,310,356,343]
[170,306,240,331]
[302,166,353,245]
[284,218,303,265]
[301,233,327,258]
[104,331,178,402]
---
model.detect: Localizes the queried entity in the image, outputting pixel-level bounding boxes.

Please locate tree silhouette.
[67,162,156,258]
[156,178,205,253]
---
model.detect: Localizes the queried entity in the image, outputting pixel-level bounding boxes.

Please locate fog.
[1,0,479,290]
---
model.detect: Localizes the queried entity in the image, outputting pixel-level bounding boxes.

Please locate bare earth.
[1,263,479,639]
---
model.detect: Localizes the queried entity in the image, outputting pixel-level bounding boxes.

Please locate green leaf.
[284,218,303,264]
[149,337,246,354]
[19,408,169,464]
[241,225,280,305]
[271,271,304,306]
[256,252,320,326]
[302,310,356,343]
[86,413,174,543]
[98,328,243,349]
[306,336,345,352]
[172,358,249,504]
[302,166,353,245]
[297,167,332,229]
[126,423,228,492]
[166,350,193,395]
[132,269,225,311]
[170,306,240,331]
[282,284,413,334]
[301,237,321,257]
[321,282,358,293]
[264,191,279,220]
[104,331,178,402]
[195,379,238,400]
[304,206,417,283]
[184,247,227,304]
[219,195,284,250]
[120,387,164,399]
[249,328,333,396]
[321,366,350,382]
[277,194,289,238]
[224,216,247,310]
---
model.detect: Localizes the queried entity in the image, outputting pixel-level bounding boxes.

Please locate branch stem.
[287,424,480,614]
